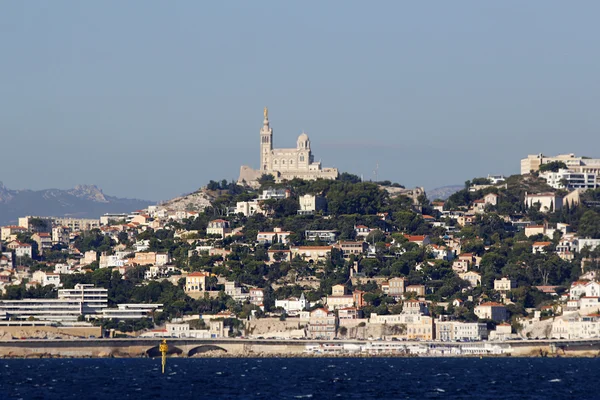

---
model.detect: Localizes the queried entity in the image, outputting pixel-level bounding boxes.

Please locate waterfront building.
[100,304,163,320]
[435,320,488,341]
[308,308,338,340]
[406,316,434,340]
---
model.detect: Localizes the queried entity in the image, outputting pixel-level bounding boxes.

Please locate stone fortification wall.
[0,326,102,340]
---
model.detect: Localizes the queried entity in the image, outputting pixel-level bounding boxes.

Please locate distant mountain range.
[0,182,153,225]
[427,185,464,201]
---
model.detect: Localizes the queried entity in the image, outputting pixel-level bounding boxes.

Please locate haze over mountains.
[0,182,153,225]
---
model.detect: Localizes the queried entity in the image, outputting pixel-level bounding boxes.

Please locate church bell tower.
[260,107,273,171]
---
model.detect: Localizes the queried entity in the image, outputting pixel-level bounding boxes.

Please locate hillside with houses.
[0,154,600,343]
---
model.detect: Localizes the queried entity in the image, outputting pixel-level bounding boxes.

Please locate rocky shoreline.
[1,351,595,359]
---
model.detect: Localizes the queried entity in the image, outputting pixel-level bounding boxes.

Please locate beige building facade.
[238,108,338,186]
[521,153,600,176]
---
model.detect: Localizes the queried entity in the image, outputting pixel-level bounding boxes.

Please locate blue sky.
[1,1,599,201]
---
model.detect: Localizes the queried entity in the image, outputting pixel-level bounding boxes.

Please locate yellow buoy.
[159,339,168,374]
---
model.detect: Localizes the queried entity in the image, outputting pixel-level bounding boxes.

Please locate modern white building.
[58,284,108,315]
[100,304,163,320]
[0,299,84,322]
[540,169,597,190]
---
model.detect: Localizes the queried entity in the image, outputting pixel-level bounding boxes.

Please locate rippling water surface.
[0,357,595,399]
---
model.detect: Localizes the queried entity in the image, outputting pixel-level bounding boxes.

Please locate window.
[300,155,305,162]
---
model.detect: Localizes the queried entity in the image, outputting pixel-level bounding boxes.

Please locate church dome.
[297,132,309,141]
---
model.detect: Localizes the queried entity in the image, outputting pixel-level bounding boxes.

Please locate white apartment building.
[58,284,109,315]
[101,304,163,320]
[540,169,597,190]
[0,299,85,322]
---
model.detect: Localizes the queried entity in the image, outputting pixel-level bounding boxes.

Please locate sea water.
[0,357,593,399]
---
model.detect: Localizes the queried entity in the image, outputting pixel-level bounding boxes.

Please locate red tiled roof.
[479,302,505,307]
[188,272,209,277]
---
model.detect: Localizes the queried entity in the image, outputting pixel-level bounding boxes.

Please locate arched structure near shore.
[145,345,183,358]
[187,345,228,357]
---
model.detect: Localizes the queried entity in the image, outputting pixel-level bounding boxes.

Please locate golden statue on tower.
[264,106,268,119]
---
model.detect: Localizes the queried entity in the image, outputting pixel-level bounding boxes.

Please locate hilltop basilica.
[238,108,338,186]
